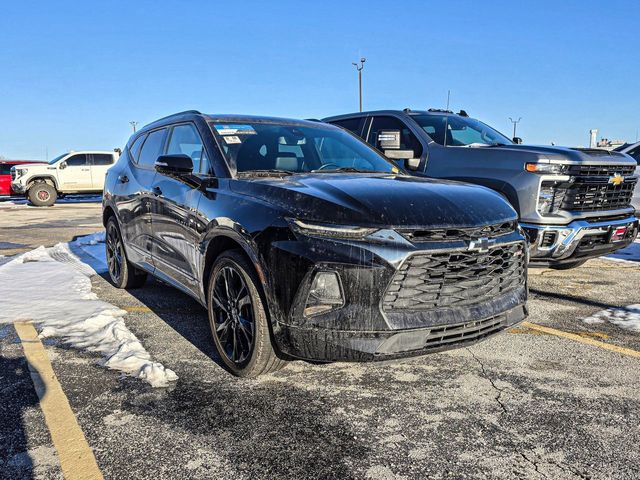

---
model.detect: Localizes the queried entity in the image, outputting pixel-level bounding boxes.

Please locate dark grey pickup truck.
[324,109,639,268]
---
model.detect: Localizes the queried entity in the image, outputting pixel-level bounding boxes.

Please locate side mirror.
[155,154,193,175]
[384,149,420,171]
[513,137,523,144]
[59,161,67,170]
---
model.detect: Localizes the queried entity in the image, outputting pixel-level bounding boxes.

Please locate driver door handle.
[152,186,162,196]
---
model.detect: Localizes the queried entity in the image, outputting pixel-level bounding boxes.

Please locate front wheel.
[27,183,57,207]
[550,259,588,270]
[207,250,286,377]
[105,217,147,289]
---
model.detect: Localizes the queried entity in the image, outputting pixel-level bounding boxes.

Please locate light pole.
[352,58,366,112]
[129,121,139,133]
[509,117,522,139]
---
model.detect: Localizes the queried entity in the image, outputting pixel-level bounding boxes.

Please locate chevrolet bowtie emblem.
[609,174,624,186]
[468,237,496,253]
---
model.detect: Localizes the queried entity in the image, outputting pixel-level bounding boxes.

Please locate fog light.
[304,271,344,317]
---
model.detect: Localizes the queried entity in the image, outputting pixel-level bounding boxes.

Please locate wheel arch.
[27,175,59,191]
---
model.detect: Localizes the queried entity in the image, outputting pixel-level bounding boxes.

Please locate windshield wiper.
[238,169,295,177]
[310,167,385,173]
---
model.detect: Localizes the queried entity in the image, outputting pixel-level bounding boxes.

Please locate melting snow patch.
[0,233,178,387]
[605,240,640,263]
[582,305,640,333]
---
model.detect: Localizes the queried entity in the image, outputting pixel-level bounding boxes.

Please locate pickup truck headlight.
[289,219,377,239]
[526,163,569,174]
[12,167,27,178]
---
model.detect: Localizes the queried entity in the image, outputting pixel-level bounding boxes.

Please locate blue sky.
[1,0,638,159]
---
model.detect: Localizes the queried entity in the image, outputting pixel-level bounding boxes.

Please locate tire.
[105,217,147,289]
[550,259,588,270]
[207,250,287,377]
[27,182,57,207]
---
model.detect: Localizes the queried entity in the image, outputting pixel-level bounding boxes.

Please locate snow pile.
[0,234,178,387]
[582,304,640,333]
[606,240,640,263]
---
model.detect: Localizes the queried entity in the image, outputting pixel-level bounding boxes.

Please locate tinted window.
[167,124,208,173]
[331,118,363,136]
[137,129,167,168]
[368,116,423,168]
[92,154,114,165]
[628,146,640,164]
[129,134,146,163]
[211,122,398,174]
[66,154,88,166]
[0,164,12,175]
[412,115,511,146]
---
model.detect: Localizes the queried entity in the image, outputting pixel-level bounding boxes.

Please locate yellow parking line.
[122,306,152,313]
[522,321,640,359]
[14,322,104,480]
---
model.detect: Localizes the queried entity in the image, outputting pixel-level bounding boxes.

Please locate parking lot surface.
[1,200,639,479]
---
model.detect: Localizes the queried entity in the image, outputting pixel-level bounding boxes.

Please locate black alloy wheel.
[105,217,147,289]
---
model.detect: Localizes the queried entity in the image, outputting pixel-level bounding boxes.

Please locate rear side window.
[129,134,146,163]
[137,129,167,168]
[66,154,88,166]
[0,164,13,175]
[331,118,363,136]
[166,124,208,174]
[92,154,114,165]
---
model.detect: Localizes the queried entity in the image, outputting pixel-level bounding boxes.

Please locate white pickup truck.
[11,150,119,206]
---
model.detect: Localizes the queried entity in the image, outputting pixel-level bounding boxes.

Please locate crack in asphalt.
[467,348,508,414]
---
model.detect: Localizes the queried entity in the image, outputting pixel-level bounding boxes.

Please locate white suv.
[11,150,119,206]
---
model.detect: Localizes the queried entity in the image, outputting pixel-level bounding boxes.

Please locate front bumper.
[267,228,528,362]
[10,182,26,194]
[522,215,639,265]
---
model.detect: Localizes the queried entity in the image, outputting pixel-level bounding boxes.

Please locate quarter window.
[167,124,208,173]
[65,154,88,166]
[137,129,167,168]
[331,118,363,136]
[129,134,146,163]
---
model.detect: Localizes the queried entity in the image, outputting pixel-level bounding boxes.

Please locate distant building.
[596,138,626,150]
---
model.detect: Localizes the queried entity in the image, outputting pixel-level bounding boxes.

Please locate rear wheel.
[207,250,286,377]
[27,183,57,207]
[105,217,147,289]
[550,259,587,270]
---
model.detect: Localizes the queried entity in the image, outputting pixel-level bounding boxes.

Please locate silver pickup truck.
[324,109,638,269]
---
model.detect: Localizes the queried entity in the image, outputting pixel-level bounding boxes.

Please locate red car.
[0,160,43,196]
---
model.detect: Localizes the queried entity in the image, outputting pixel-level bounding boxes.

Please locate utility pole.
[509,117,522,138]
[352,58,366,112]
[129,121,139,133]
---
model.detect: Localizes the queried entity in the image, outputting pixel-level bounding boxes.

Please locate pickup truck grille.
[560,181,636,212]
[397,221,515,242]
[567,164,636,177]
[383,242,526,311]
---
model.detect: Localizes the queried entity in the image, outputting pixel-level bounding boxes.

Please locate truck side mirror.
[513,137,523,144]
[59,161,67,170]
[384,149,420,171]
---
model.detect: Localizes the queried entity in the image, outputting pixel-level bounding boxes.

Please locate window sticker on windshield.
[214,124,256,135]
[223,135,242,144]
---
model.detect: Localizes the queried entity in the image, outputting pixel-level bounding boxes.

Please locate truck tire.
[207,250,287,377]
[105,217,147,289]
[27,183,57,207]
[550,260,587,270]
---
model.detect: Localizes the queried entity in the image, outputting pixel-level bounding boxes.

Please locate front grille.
[398,221,515,242]
[561,181,636,211]
[383,242,526,311]
[567,164,636,177]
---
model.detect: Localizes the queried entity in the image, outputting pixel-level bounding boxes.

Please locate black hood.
[230,173,516,228]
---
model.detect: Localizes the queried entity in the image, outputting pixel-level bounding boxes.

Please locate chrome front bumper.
[521,215,639,262]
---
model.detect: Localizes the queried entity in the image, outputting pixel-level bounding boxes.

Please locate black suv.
[102,111,528,377]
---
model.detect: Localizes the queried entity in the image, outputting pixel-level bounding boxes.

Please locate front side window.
[137,129,167,168]
[210,122,399,175]
[412,115,511,147]
[368,116,423,168]
[65,154,88,166]
[167,124,208,173]
[92,154,114,166]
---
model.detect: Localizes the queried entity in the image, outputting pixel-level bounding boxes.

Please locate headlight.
[525,163,569,174]
[12,167,27,178]
[289,219,377,239]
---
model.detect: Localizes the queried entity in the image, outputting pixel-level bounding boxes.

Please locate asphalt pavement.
[1,199,639,479]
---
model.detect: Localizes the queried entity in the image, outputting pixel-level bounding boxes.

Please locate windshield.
[48,153,68,165]
[412,115,512,147]
[210,122,400,175]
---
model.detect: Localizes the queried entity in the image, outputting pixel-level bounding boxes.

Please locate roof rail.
[428,108,454,114]
[150,110,202,124]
